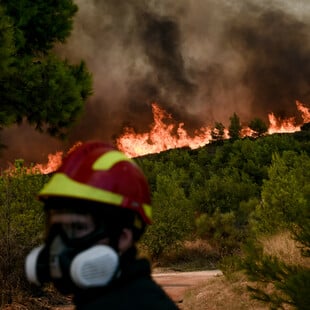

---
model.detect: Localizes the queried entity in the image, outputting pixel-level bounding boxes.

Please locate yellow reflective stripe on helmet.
[39,173,152,222]
[142,203,152,221]
[39,173,123,205]
[92,151,135,171]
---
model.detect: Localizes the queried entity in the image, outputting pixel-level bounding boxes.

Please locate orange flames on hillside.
[31,151,63,174]
[116,104,214,158]
[267,101,310,134]
[27,142,83,174]
[116,100,310,157]
[7,101,310,174]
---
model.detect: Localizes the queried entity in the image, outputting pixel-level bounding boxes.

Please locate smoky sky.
[226,2,310,119]
[1,0,310,167]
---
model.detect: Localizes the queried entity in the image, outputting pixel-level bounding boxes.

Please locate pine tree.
[228,113,242,140]
[243,151,310,309]
[0,1,92,138]
[249,118,268,138]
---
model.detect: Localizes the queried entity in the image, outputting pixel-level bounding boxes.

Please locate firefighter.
[25,141,178,309]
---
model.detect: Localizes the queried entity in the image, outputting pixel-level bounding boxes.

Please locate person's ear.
[118,228,134,254]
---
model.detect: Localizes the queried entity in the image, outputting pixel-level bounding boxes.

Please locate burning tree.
[228,113,242,140]
[211,122,226,142]
[248,118,268,138]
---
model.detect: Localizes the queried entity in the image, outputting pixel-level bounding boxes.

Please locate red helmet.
[38,141,152,224]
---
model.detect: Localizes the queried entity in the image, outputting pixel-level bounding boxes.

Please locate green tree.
[243,151,310,309]
[243,242,310,310]
[249,118,268,138]
[11,56,92,137]
[141,169,194,259]
[0,7,16,130]
[1,0,78,55]
[253,151,310,234]
[194,167,259,215]
[196,209,244,256]
[0,6,14,76]
[0,1,92,138]
[228,113,242,140]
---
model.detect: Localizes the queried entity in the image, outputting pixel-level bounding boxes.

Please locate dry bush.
[0,286,71,310]
[179,231,309,310]
[181,274,269,310]
[261,231,310,268]
[153,239,221,271]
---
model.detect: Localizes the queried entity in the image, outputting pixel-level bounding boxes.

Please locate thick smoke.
[1,0,310,166]
[226,2,310,120]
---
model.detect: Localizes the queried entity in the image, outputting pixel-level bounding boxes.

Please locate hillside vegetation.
[0,130,309,309]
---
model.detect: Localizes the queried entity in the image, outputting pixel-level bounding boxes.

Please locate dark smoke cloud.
[1,0,310,167]
[139,12,196,95]
[226,2,310,120]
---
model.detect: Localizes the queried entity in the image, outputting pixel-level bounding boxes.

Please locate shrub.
[242,151,310,309]
[195,209,244,256]
[141,170,195,259]
[252,151,310,234]
[0,161,48,304]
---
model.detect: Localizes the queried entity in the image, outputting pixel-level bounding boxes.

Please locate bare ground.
[49,270,223,309]
[2,270,269,310]
[153,269,223,306]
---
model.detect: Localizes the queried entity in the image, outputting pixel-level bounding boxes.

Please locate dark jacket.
[74,249,179,310]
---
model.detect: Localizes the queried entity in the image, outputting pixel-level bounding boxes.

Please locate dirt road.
[51,270,223,310]
[153,270,223,305]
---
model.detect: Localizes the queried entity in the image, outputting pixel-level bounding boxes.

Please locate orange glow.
[116,103,213,157]
[31,151,63,174]
[117,101,309,157]
[5,102,309,173]
[241,127,255,137]
[30,142,84,174]
[296,100,310,123]
[267,114,300,134]
[267,101,309,134]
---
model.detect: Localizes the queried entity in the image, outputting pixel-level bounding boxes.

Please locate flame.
[240,127,255,137]
[3,141,85,175]
[116,103,213,157]
[117,101,309,157]
[296,100,310,123]
[31,151,63,174]
[267,101,310,134]
[267,114,300,134]
[4,102,309,174]
[30,142,83,174]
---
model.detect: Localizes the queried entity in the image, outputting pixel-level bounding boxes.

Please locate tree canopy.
[249,117,268,137]
[228,112,242,140]
[0,1,92,138]
[0,130,309,305]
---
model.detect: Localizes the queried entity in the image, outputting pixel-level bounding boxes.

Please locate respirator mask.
[25,215,120,294]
